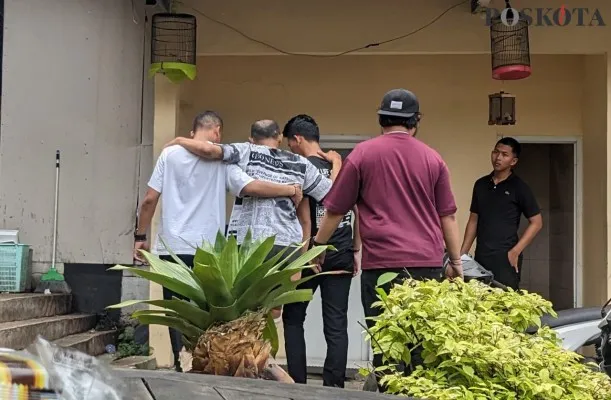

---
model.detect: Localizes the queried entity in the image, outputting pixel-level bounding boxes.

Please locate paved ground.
[307,374,365,390]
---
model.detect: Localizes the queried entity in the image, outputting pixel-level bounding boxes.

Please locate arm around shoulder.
[171,137,223,160]
[226,164,297,199]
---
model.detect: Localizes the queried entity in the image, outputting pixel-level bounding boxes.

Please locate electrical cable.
[187,0,469,57]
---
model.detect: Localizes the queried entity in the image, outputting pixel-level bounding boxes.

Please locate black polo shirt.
[470,173,540,256]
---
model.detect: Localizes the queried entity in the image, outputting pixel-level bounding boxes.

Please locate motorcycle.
[444,253,610,373]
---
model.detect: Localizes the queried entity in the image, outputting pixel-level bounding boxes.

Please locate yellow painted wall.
[178,54,585,236]
[180,0,611,56]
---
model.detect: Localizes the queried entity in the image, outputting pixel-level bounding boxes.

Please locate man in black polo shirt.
[460,137,543,290]
[281,114,360,388]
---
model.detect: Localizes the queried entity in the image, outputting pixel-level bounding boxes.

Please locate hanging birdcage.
[488,91,516,126]
[489,9,531,80]
[149,13,197,83]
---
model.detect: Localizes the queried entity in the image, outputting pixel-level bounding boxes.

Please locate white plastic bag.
[27,336,126,400]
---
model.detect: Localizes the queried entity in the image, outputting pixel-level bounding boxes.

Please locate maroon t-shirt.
[323,132,457,270]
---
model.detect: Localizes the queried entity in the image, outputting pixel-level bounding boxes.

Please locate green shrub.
[116,325,150,359]
[363,275,611,399]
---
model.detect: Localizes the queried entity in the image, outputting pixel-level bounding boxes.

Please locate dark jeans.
[159,254,194,371]
[361,267,443,392]
[475,251,523,290]
[282,267,352,387]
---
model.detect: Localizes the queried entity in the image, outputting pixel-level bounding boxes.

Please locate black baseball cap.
[377,89,420,118]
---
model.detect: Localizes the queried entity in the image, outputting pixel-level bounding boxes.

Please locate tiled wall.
[517,144,551,299]
[548,144,575,310]
[516,144,574,310]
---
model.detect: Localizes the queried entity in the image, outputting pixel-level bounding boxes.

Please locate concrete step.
[0,313,96,349]
[0,293,71,323]
[53,330,117,356]
[97,354,157,370]
[111,355,157,370]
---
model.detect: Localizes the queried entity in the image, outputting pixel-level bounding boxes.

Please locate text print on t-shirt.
[314,167,351,229]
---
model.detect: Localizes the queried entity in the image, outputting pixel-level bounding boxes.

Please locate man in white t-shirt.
[133,112,303,371]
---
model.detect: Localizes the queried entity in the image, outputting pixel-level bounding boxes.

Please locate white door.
[303,136,373,369]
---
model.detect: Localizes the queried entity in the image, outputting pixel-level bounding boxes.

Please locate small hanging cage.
[489,9,531,80]
[488,91,516,126]
[149,13,197,83]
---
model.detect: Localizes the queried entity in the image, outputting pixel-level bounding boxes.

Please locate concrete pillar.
[149,74,181,368]
[582,54,608,307]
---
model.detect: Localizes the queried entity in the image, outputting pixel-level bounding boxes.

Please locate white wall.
[0,0,155,267]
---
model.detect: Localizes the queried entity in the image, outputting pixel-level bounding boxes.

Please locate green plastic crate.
[0,244,30,292]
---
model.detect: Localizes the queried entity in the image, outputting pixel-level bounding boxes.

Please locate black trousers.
[282,267,352,387]
[360,267,443,392]
[159,254,194,370]
[475,251,523,290]
[265,245,301,265]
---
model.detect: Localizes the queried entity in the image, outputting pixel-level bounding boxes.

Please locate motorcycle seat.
[524,307,601,334]
[540,307,602,329]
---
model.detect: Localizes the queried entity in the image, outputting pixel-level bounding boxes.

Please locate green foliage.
[116,324,150,359]
[107,230,332,357]
[364,278,611,399]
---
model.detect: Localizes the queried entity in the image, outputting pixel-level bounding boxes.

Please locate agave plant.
[107,230,332,378]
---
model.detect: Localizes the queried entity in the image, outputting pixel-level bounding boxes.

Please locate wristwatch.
[134,233,147,242]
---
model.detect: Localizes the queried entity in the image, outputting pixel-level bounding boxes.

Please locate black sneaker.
[174,358,183,373]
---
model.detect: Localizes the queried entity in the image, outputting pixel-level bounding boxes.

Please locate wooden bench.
[117,369,417,399]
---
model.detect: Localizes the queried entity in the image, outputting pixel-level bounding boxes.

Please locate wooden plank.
[215,387,290,400]
[123,378,154,400]
[116,369,413,399]
[143,377,222,400]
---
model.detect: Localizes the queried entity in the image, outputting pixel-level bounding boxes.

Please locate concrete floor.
[306,374,365,390]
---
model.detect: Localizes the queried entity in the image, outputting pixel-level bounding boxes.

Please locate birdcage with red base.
[489,7,531,80]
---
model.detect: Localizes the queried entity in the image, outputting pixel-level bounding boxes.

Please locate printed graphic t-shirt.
[221,142,332,246]
[307,155,354,268]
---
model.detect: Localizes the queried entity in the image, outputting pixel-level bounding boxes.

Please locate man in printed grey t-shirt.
[166,119,339,254]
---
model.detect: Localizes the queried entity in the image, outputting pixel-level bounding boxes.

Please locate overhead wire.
[186,0,470,57]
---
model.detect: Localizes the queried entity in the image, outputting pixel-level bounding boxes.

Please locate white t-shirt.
[221,142,332,247]
[147,145,253,255]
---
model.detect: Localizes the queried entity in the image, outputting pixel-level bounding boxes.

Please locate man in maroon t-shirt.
[310,88,463,389]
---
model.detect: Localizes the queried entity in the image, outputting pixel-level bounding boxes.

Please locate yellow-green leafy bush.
[364,275,611,399]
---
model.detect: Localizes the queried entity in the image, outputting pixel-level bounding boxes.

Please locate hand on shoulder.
[317,150,342,166]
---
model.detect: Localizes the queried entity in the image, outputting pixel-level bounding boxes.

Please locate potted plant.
[108,231,330,380]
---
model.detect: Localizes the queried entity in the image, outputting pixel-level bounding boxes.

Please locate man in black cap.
[311,88,463,390]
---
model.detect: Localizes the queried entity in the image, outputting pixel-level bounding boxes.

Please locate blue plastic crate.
[0,244,30,292]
